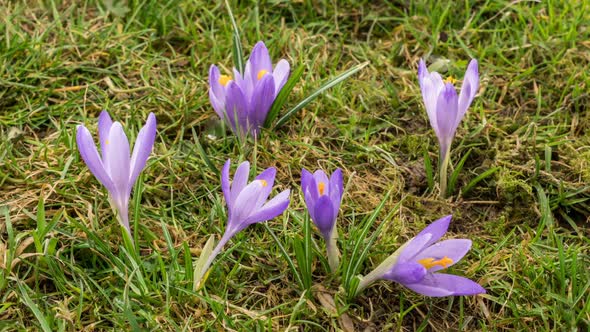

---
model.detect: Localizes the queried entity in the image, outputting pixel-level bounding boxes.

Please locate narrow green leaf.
[264,64,305,128]
[18,283,52,332]
[263,222,305,290]
[192,128,219,177]
[274,61,369,129]
[461,167,499,197]
[448,149,472,196]
[225,0,244,74]
[423,148,434,191]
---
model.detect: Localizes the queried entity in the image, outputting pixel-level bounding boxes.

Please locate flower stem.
[439,144,451,198]
[326,234,340,273]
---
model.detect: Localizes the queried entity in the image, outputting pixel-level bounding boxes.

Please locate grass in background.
[1,0,589,330]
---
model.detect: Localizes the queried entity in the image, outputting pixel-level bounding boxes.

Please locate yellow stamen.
[257,69,269,80]
[219,75,232,86]
[444,76,457,84]
[418,256,453,270]
[260,180,268,187]
[105,140,110,145]
[318,182,326,196]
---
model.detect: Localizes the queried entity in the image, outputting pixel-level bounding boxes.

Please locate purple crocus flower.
[76,111,156,236]
[209,41,290,138]
[301,168,343,272]
[301,168,343,240]
[418,59,479,197]
[195,159,291,285]
[357,215,485,297]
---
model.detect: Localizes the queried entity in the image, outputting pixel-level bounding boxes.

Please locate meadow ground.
[1,0,589,330]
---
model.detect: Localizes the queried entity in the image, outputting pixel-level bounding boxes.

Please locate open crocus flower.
[356,215,485,297]
[301,168,343,272]
[195,159,291,285]
[209,41,290,138]
[76,111,157,236]
[418,59,479,197]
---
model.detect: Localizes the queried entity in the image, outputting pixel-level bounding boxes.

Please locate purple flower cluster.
[209,41,290,138]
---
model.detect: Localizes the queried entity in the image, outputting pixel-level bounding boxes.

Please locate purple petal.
[404,273,486,297]
[329,168,344,203]
[248,41,273,82]
[243,189,290,225]
[435,83,459,145]
[209,65,225,100]
[273,59,290,95]
[104,122,131,203]
[457,59,479,128]
[306,174,319,203]
[230,161,250,205]
[221,159,231,208]
[250,74,275,132]
[419,69,445,138]
[224,82,249,136]
[301,168,313,193]
[98,111,113,160]
[228,180,266,232]
[399,215,452,262]
[76,125,115,193]
[312,195,335,238]
[417,59,428,85]
[209,88,225,119]
[312,170,330,196]
[129,113,156,191]
[254,167,277,209]
[413,239,472,272]
[382,261,427,285]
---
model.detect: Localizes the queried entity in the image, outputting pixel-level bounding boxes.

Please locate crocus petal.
[312,195,335,238]
[230,161,250,205]
[412,239,472,272]
[250,73,275,133]
[224,82,249,136]
[254,167,276,209]
[301,168,313,194]
[420,70,445,138]
[435,83,459,145]
[312,170,330,196]
[329,168,344,203]
[98,111,113,160]
[105,122,131,203]
[417,59,428,84]
[404,273,486,297]
[382,261,427,285]
[209,89,225,119]
[272,59,290,94]
[306,175,319,203]
[76,125,116,193]
[243,189,290,225]
[209,65,225,100]
[221,159,231,207]
[399,215,452,262]
[129,113,156,191]
[457,59,479,127]
[228,180,266,231]
[249,41,273,82]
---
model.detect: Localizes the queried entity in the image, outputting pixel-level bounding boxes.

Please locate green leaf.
[264,64,305,128]
[18,283,52,332]
[447,149,472,196]
[423,148,434,191]
[274,61,369,129]
[225,0,244,74]
[192,128,219,177]
[461,167,499,197]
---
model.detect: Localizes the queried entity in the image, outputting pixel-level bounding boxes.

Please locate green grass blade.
[17,283,52,332]
[264,64,305,128]
[274,61,369,129]
[423,148,434,191]
[447,149,472,196]
[461,167,500,197]
[263,222,304,291]
[224,0,244,74]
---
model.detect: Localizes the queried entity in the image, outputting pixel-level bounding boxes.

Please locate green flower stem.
[439,144,451,198]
